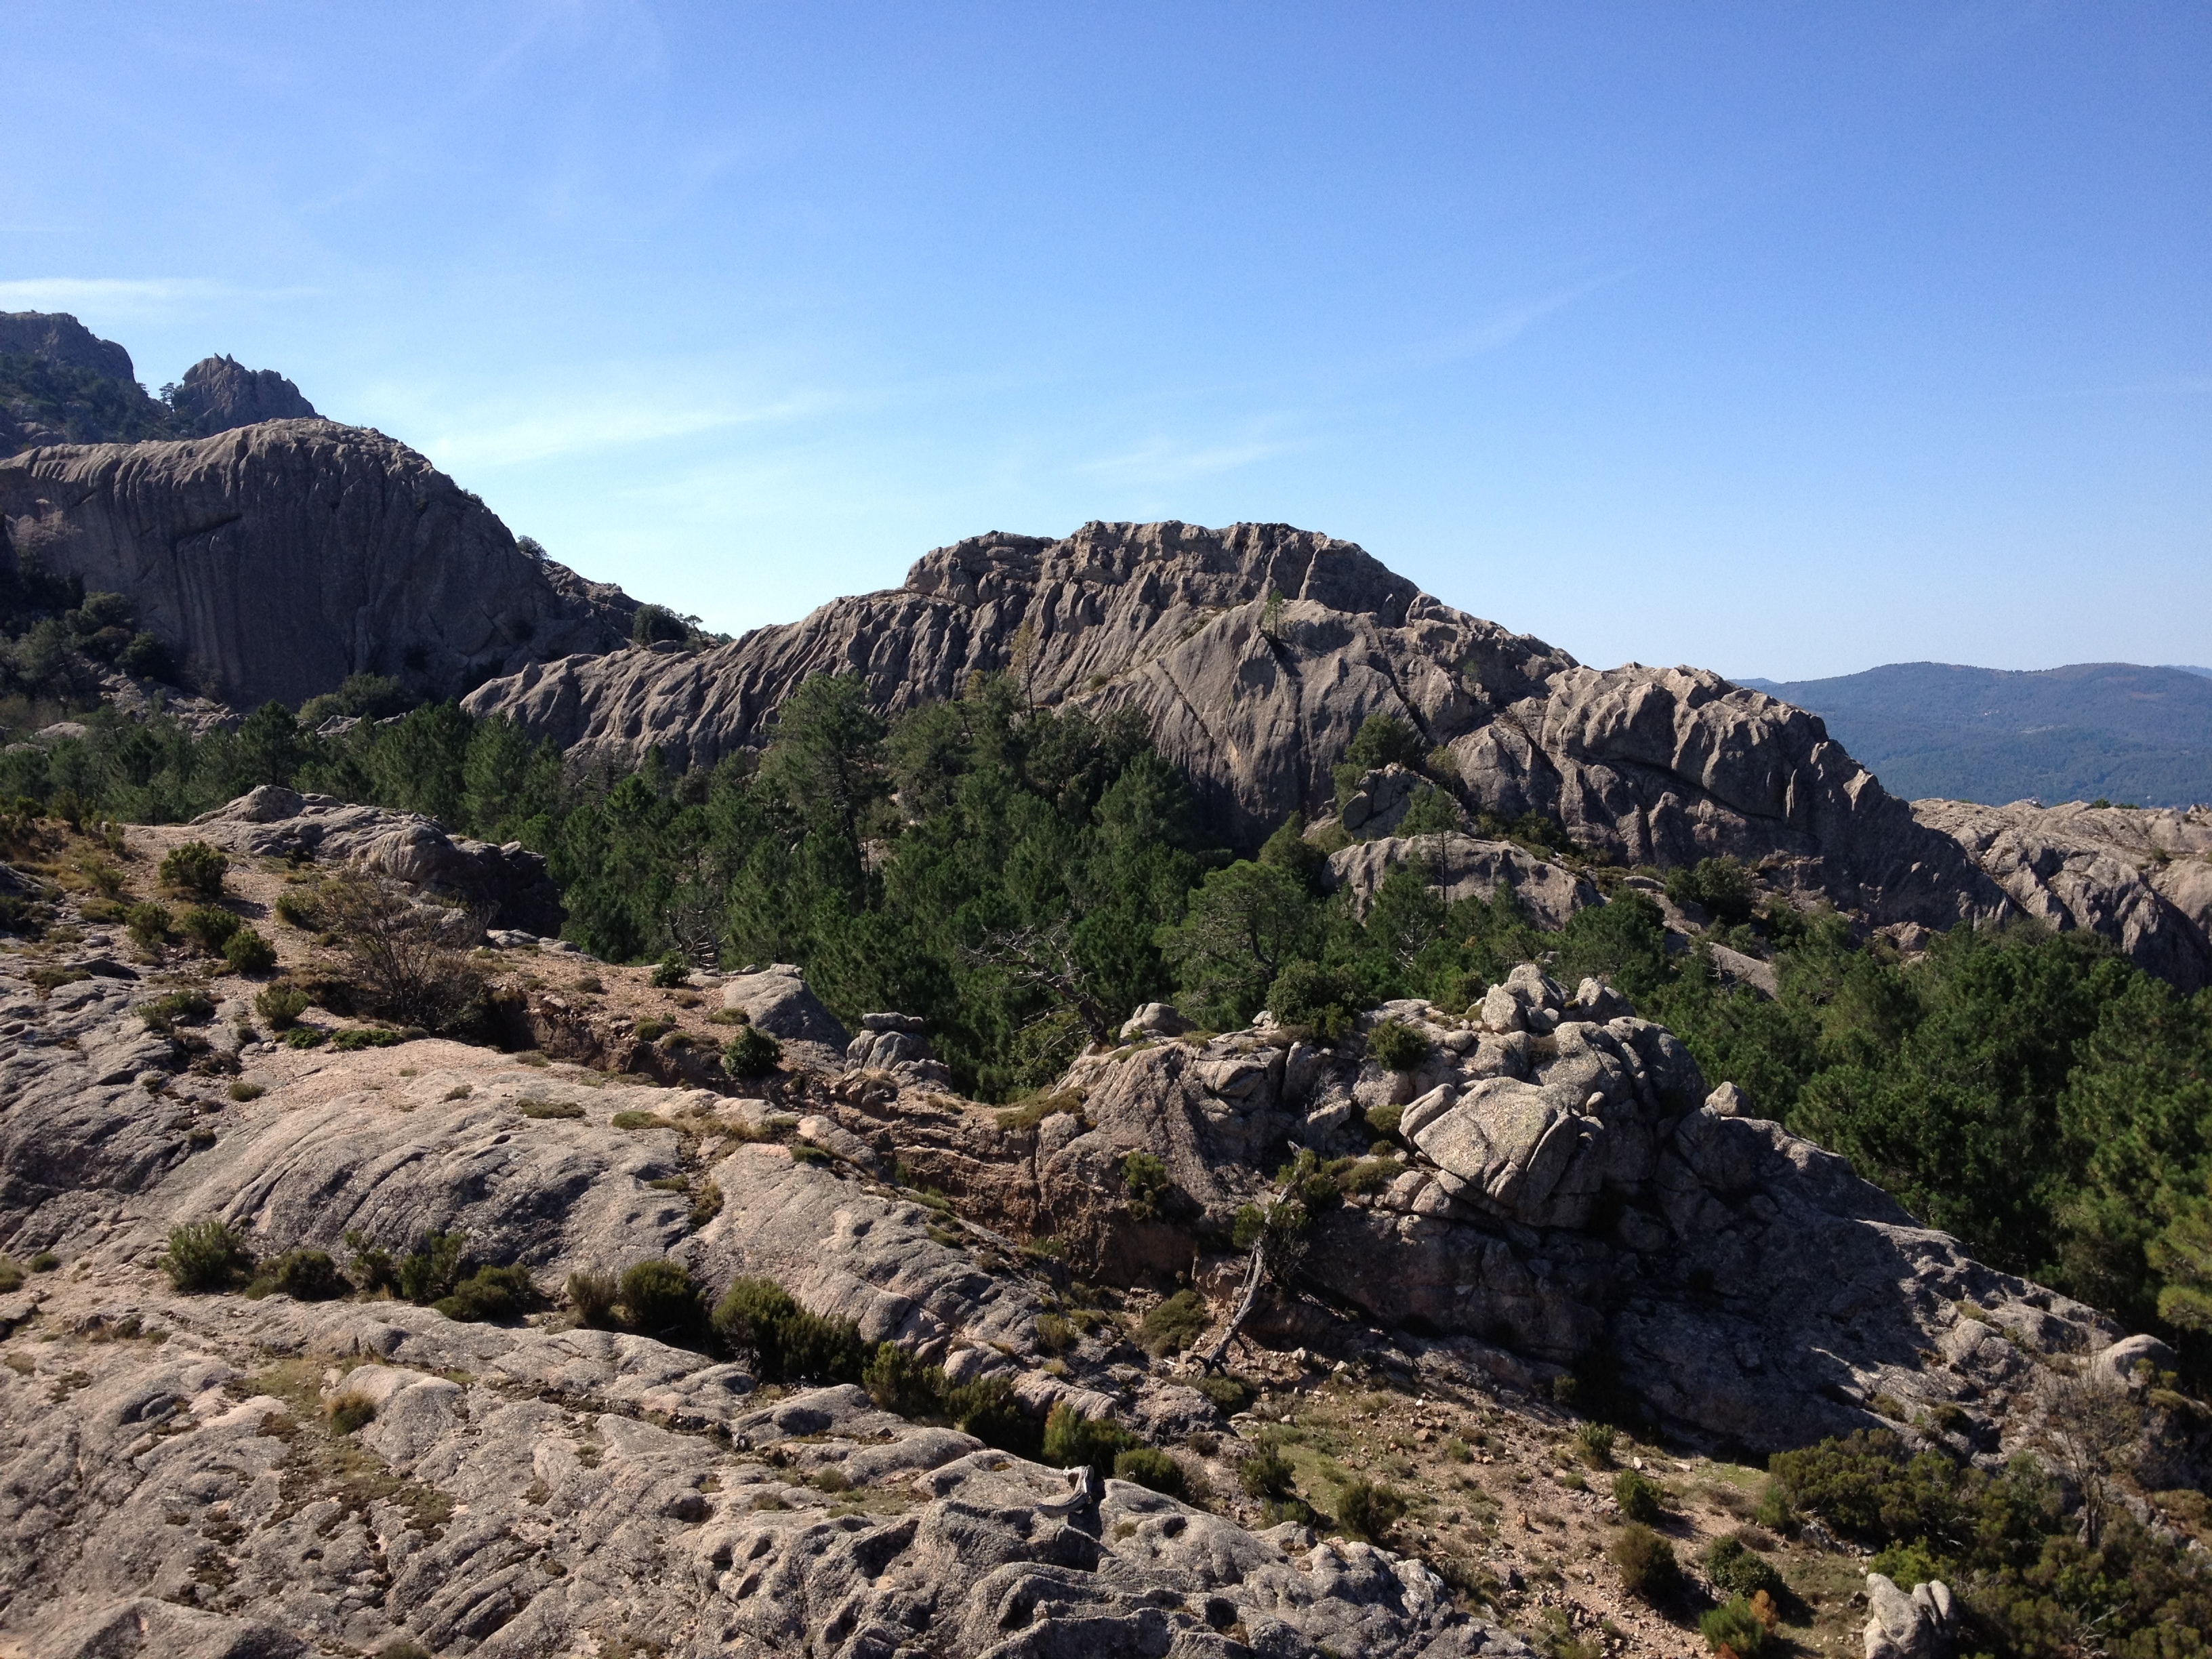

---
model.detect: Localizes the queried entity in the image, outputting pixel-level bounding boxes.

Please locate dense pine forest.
[5,675,2208,1379]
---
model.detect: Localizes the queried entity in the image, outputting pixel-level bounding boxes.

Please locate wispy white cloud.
[1075,434,1300,486]
[414,387,845,471]
[1429,270,1632,363]
[0,276,314,319]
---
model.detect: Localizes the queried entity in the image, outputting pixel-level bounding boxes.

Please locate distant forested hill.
[1742,661,2212,807]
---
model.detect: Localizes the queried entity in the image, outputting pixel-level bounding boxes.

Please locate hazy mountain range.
[1742,661,2212,809]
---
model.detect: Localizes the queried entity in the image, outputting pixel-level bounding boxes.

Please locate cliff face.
[0,419,637,708]
[466,520,2009,933]
[169,353,319,433]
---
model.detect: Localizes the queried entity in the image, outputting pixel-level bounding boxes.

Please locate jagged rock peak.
[0,310,136,381]
[170,352,317,433]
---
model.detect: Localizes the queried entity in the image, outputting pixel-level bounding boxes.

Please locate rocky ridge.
[5,793,2197,1656]
[462,520,2211,987]
[0,419,639,708]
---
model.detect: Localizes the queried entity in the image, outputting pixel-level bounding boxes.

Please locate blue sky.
[6,3,2207,678]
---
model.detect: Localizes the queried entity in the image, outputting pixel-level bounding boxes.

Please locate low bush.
[722,1026,783,1078]
[1366,1018,1429,1071]
[227,1080,264,1101]
[650,951,691,988]
[611,1109,670,1130]
[255,982,311,1029]
[27,1252,58,1273]
[272,887,323,928]
[327,1391,377,1435]
[619,1258,701,1334]
[943,1375,1034,1455]
[1665,856,1754,928]
[1240,1445,1297,1500]
[159,840,228,898]
[517,1097,586,1120]
[283,1026,327,1048]
[1363,1101,1405,1140]
[1121,1150,1170,1218]
[1042,1404,1137,1473]
[567,1269,618,1327]
[0,1256,20,1294]
[1614,1468,1667,1523]
[164,1217,253,1291]
[1574,1422,1617,1469]
[270,1248,348,1301]
[138,989,216,1031]
[1700,1594,1775,1657]
[1334,1477,1407,1543]
[711,1276,868,1381]
[180,905,241,951]
[1703,1534,1785,1601]
[1139,1290,1210,1356]
[223,928,277,975]
[396,1231,467,1305]
[331,1026,402,1051]
[1113,1446,1187,1497]
[688,1180,723,1229]
[125,900,171,952]
[1266,960,1359,1042]
[1034,1313,1075,1354]
[1196,1373,1252,1414]
[435,1263,535,1323]
[1611,1523,1679,1599]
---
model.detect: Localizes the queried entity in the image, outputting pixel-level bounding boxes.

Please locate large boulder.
[167,354,317,434]
[188,785,563,934]
[0,420,636,707]
[720,964,851,1050]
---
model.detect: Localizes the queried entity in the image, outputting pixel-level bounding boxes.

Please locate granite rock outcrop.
[464,521,2011,943]
[168,353,319,434]
[0,419,638,707]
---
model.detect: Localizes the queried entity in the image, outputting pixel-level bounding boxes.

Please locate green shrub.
[138,989,215,1032]
[396,1231,467,1305]
[1397,785,1460,836]
[125,900,171,951]
[1334,1477,1407,1543]
[1240,1446,1296,1500]
[1665,857,1754,928]
[1574,1422,1617,1468]
[567,1268,618,1326]
[942,1374,1036,1455]
[1704,1534,1785,1600]
[1614,1468,1666,1523]
[27,1253,58,1273]
[862,1340,945,1416]
[710,1276,869,1382]
[1034,1313,1074,1354]
[1042,1404,1137,1472]
[272,888,323,928]
[270,1249,347,1301]
[1113,1446,1187,1497]
[435,1264,535,1323]
[283,1026,327,1048]
[722,1026,783,1078]
[164,1217,253,1291]
[1367,1018,1429,1071]
[344,1231,396,1295]
[1364,1101,1405,1140]
[610,1109,668,1129]
[1867,1539,1946,1591]
[1765,1429,1956,1547]
[1700,1595,1772,1657]
[254,982,310,1029]
[1611,1523,1679,1599]
[327,1391,377,1435]
[619,1258,701,1334]
[223,928,277,975]
[330,1025,401,1051]
[1139,1290,1210,1356]
[1121,1150,1170,1218]
[650,951,691,989]
[159,840,228,898]
[517,1097,586,1120]
[0,1256,21,1294]
[1266,960,1359,1041]
[180,905,241,951]
[688,1180,723,1229]
[1196,1373,1252,1414]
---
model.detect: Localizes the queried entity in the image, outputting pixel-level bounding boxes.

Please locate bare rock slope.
[0,419,638,708]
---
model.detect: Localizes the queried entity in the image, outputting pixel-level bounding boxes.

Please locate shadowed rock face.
[0,310,137,381]
[169,354,318,434]
[466,520,2008,932]
[0,419,638,708]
